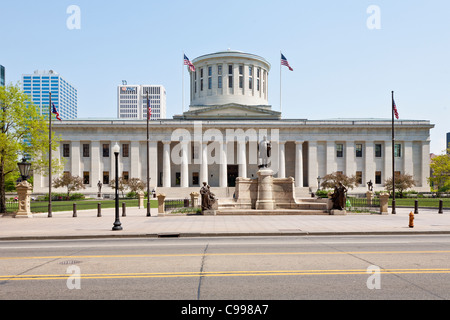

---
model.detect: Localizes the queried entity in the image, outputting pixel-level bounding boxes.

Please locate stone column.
[345,141,355,177]
[403,141,413,175]
[365,142,375,187]
[130,141,140,179]
[238,140,247,178]
[295,141,304,187]
[219,140,228,187]
[278,141,286,178]
[91,141,101,188]
[71,141,81,178]
[162,141,171,187]
[307,141,317,188]
[180,140,189,188]
[421,140,431,188]
[200,141,208,184]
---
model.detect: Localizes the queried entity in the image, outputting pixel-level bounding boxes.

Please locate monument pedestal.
[255,168,275,210]
[14,181,33,218]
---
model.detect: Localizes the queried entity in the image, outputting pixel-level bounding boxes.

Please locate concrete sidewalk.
[0,207,449,240]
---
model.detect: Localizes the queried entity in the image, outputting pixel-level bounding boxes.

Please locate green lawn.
[389,198,450,208]
[7,198,158,213]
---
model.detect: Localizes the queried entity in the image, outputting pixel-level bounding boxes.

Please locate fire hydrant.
[409,211,414,228]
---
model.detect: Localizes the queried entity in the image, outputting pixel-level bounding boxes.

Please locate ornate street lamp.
[112,143,122,231]
[317,176,321,192]
[18,157,31,181]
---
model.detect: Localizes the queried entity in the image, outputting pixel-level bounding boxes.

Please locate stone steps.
[216,209,329,215]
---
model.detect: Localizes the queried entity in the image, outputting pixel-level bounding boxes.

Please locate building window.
[375,171,382,184]
[218,76,222,89]
[83,144,90,157]
[336,144,343,158]
[375,144,382,157]
[218,65,222,75]
[394,144,402,157]
[103,171,109,185]
[122,143,129,157]
[83,171,90,185]
[249,66,253,90]
[103,144,110,157]
[123,171,129,182]
[63,144,70,157]
[356,171,362,184]
[356,144,363,158]
[208,66,212,90]
[228,65,233,88]
[239,65,244,89]
[200,68,204,91]
[192,172,199,185]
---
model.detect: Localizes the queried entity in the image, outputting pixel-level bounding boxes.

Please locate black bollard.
[97,202,102,217]
[414,200,419,214]
[73,203,77,217]
[122,202,126,217]
[439,200,443,214]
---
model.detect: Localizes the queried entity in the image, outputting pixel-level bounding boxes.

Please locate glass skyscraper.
[22,70,77,119]
[0,65,5,86]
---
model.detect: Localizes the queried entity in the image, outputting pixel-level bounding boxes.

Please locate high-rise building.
[0,65,5,86]
[22,70,77,119]
[117,84,166,120]
[447,132,450,153]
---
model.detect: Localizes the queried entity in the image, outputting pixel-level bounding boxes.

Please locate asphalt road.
[0,235,449,301]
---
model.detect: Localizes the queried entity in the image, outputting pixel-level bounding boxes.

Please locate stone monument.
[200,182,217,215]
[14,180,33,218]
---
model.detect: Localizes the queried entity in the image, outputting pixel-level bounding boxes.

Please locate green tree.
[52,173,85,198]
[384,173,416,198]
[0,83,62,214]
[320,172,359,190]
[428,150,450,193]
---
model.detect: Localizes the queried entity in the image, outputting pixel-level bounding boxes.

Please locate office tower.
[0,65,4,86]
[117,84,166,120]
[22,70,77,119]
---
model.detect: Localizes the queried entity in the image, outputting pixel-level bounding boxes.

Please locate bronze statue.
[331,182,347,210]
[200,182,216,211]
[367,180,373,192]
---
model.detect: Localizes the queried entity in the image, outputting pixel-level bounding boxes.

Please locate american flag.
[184,54,195,72]
[147,94,151,119]
[393,99,399,119]
[52,103,62,121]
[281,53,293,71]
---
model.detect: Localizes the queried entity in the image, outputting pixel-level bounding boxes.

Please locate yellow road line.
[1,268,450,281]
[1,250,450,261]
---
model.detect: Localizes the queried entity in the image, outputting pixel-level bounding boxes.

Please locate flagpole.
[48,92,52,217]
[182,52,184,114]
[147,92,150,217]
[280,51,282,113]
[391,91,396,214]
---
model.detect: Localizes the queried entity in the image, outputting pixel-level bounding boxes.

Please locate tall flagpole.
[280,51,282,112]
[48,92,52,217]
[182,52,184,113]
[391,91,396,214]
[146,92,150,217]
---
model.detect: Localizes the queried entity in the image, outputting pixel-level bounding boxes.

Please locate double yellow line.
[2,268,450,281]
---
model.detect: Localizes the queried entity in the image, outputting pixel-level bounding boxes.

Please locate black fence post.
[73,203,77,217]
[414,200,419,214]
[122,202,126,217]
[439,200,443,214]
[97,203,102,217]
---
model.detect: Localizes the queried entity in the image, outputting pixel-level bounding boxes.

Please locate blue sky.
[1,0,449,154]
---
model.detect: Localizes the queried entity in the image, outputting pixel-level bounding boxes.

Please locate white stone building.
[33,50,434,198]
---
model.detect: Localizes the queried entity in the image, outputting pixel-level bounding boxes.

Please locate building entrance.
[227,165,239,187]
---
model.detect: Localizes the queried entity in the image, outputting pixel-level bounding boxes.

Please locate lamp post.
[14,157,33,218]
[112,143,122,231]
[317,176,321,192]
